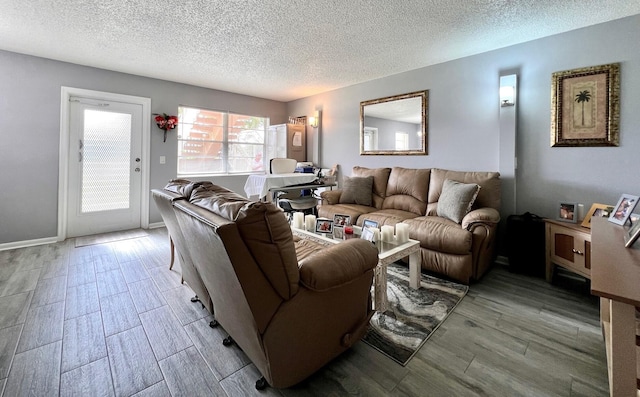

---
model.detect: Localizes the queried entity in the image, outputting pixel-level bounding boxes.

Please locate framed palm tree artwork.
[550,63,620,147]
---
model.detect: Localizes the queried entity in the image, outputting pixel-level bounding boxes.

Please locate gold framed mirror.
[360,90,428,155]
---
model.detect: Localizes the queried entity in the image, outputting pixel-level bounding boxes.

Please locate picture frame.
[557,202,578,223]
[362,219,379,230]
[315,218,333,233]
[608,194,639,226]
[333,214,351,226]
[333,225,344,239]
[550,63,620,147]
[581,203,611,228]
[360,227,375,242]
[624,220,640,248]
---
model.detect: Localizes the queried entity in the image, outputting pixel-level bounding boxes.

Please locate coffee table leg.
[373,263,388,312]
[409,250,421,289]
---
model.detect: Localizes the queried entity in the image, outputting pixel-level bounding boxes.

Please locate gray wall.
[0,51,287,244]
[288,15,640,229]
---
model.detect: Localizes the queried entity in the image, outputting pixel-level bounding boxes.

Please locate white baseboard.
[0,236,59,252]
[148,222,165,229]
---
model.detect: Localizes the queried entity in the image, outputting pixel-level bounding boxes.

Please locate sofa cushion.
[356,209,418,227]
[190,183,300,300]
[339,176,373,206]
[403,216,472,255]
[427,169,500,215]
[437,179,480,223]
[382,167,430,215]
[190,184,252,220]
[163,179,214,199]
[317,203,376,225]
[352,166,392,209]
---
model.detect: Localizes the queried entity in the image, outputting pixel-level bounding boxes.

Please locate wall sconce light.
[308,111,320,128]
[500,86,515,107]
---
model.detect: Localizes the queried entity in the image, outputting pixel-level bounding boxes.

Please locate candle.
[305,214,317,232]
[292,212,305,229]
[395,223,409,243]
[381,225,394,242]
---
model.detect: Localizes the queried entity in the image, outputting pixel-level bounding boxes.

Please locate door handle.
[572,248,584,256]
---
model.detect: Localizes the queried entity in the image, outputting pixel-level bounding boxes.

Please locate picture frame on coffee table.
[333,214,351,226]
[315,218,333,233]
[362,219,378,230]
[333,226,344,239]
[557,202,578,223]
[608,194,639,226]
[360,227,375,242]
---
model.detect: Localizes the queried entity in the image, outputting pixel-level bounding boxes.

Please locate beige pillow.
[437,179,481,223]
[339,176,374,206]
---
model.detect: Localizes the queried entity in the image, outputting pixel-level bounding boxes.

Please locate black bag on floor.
[506,212,546,277]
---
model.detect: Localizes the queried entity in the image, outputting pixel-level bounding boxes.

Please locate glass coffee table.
[291,227,421,312]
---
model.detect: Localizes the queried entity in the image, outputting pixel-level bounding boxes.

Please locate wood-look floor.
[0,228,608,396]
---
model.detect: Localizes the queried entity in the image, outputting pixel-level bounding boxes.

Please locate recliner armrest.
[461,207,500,229]
[299,239,378,291]
[320,190,342,205]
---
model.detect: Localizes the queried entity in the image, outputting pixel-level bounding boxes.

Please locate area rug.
[75,229,149,247]
[362,262,468,366]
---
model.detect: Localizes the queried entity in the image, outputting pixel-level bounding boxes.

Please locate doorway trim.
[58,86,151,241]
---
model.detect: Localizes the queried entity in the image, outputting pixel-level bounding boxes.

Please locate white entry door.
[67,97,143,237]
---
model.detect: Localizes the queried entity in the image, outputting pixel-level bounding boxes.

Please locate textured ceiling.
[1,1,639,102]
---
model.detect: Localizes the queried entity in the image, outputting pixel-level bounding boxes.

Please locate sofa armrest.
[320,189,342,205]
[299,239,378,291]
[461,207,500,229]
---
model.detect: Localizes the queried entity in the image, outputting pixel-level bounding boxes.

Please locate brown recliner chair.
[172,183,379,389]
[151,180,213,313]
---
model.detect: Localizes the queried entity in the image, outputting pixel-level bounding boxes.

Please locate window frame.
[176,106,269,176]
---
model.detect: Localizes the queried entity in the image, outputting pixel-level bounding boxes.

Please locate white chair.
[270,158,297,174]
[269,158,318,219]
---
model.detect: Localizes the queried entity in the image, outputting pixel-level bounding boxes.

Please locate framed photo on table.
[360,227,375,242]
[557,202,578,223]
[550,63,620,147]
[609,194,639,226]
[624,220,640,248]
[581,203,611,228]
[315,218,333,233]
[333,214,351,226]
[362,219,378,230]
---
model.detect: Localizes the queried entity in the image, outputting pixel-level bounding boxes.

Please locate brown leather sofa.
[318,167,501,284]
[152,181,379,389]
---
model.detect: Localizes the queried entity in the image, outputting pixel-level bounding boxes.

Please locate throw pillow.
[339,176,374,206]
[437,179,481,223]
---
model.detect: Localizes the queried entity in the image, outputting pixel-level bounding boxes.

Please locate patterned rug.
[362,262,468,366]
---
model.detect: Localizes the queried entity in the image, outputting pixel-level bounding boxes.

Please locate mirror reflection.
[360,90,428,155]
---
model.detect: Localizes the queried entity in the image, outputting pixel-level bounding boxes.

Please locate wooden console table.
[590,216,640,396]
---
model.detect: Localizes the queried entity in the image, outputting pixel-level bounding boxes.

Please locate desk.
[590,216,640,396]
[244,173,317,199]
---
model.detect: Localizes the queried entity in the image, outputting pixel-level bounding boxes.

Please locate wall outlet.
[159,156,166,164]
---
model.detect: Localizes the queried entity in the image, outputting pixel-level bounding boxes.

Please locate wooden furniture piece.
[590,216,640,396]
[545,219,592,282]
